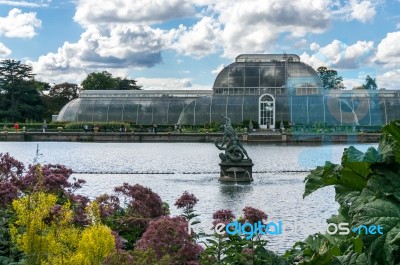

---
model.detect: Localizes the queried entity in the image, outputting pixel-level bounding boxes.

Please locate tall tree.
[0,59,44,122]
[352,75,378,90]
[363,75,377,90]
[81,71,116,90]
[42,82,80,119]
[317,66,344,90]
[81,71,141,90]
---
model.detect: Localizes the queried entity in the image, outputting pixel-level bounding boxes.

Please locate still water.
[1,141,376,253]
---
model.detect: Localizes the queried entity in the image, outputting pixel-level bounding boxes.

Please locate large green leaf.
[343,146,381,164]
[351,198,400,264]
[381,121,400,163]
[367,168,400,202]
[285,234,348,265]
[304,146,375,199]
[378,133,397,164]
[334,251,367,265]
[303,162,342,198]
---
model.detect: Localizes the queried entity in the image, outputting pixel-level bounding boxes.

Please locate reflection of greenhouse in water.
[57,54,400,128]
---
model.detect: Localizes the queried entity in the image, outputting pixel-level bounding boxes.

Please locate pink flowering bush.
[0,153,89,263]
[175,191,199,210]
[114,183,168,222]
[0,153,24,207]
[0,153,286,264]
[175,191,199,221]
[100,183,169,249]
[135,216,203,264]
[212,209,236,227]
[242,206,268,224]
[95,194,121,220]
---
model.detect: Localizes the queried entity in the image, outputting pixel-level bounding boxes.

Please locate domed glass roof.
[213,54,322,95]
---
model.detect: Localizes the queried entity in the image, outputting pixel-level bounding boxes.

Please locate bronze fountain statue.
[215,114,253,182]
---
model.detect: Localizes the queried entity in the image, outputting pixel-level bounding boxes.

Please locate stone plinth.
[219,159,254,182]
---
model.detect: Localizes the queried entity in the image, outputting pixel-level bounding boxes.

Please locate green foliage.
[363,75,378,90]
[10,193,115,265]
[42,83,80,119]
[71,224,115,265]
[132,248,171,265]
[10,192,80,265]
[242,120,260,129]
[0,59,45,122]
[286,120,400,264]
[63,121,131,132]
[317,66,344,90]
[81,71,141,90]
[201,233,287,265]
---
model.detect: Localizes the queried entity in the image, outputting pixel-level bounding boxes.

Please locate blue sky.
[1,0,400,90]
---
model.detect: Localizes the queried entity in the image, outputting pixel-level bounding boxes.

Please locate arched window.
[259,94,275,129]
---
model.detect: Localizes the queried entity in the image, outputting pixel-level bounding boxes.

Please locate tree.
[316,66,344,90]
[81,71,141,90]
[42,82,80,119]
[81,71,116,90]
[0,59,44,121]
[363,75,377,90]
[352,75,378,90]
[115,77,141,90]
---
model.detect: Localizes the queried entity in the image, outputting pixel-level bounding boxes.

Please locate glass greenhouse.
[57,54,400,128]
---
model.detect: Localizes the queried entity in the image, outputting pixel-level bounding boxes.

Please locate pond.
[1,141,376,253]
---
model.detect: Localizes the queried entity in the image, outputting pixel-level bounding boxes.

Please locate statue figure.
[215,114,250,162]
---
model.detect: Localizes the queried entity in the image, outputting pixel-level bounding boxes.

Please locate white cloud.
[375,31,400,67]
[137,77,211,90]
[310,42,320,52]
[172,17,222,58]
[0,8,41,38]
[377,69,400,89]
[0,0,51,7]
[31,24,166,80]
[349,0,376,23]
[214,0,331,58]
[301,39,374,69]
[331,0,377,23]
[343,79,363,90]
[30,0,364,82]
[74,0,195,26]
[0,42,11,57]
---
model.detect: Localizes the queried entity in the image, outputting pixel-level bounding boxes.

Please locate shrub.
[135,216,203,264]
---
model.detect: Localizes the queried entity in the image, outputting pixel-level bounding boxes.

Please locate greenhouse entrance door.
[259,94,275,129]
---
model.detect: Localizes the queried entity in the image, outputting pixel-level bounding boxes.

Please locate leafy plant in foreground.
[284,121,400,264]
[201,208,287,265]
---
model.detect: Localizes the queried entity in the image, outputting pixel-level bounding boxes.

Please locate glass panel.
[137,100,153,125]
[242,96,258,122]
[260,64,285,87]
[194,96,212,125]
[108,102,124,122]
[290,96,308,125]
[228,66,244,87]
[227,96,243,124]
[210,96,228,124]
[213,68,229,88]
[385,97,400,124]
[244,66,259,87]
[152,99,169,124]
[122,103,138,124]
[168,99,188,125]
[92,100,110,122]
[275,95,289,124]
[308,96,324,125]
